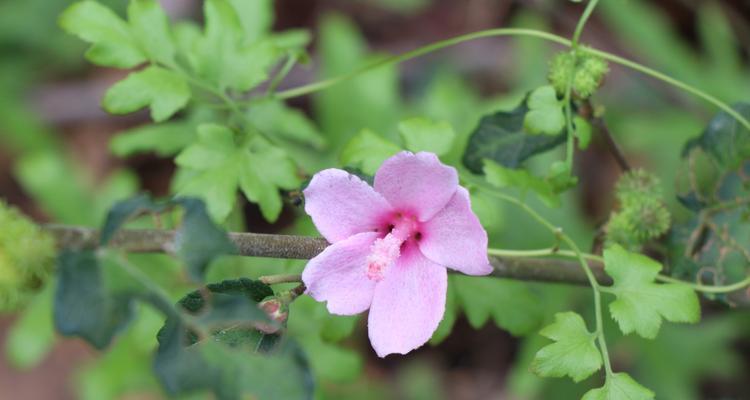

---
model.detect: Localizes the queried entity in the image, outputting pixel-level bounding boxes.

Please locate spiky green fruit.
[0,201,56,312]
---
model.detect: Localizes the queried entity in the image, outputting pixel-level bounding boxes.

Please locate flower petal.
[374,152,458,221]
[367,244,447,357]
[418,187,492,275]
[304,169,393,242]
[302,232,379,315]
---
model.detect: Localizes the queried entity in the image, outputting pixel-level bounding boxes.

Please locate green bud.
[0,201,56,312]
[606,169,671,250]
[615,169,663,206]
[548,50,609,99]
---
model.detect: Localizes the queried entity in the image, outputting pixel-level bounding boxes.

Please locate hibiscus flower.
[302,151,491,357]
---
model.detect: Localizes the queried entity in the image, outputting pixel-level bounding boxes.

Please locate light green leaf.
[5,284,56,369]
[531,312,602,382]
[453,275,542,336]
[574,116,592,150]
[196,0,278,91]
[398,117,456,156]
[604,245,700,339]
[524,85,565,135]
[247,100,325,148]
[228,0,273,41]
[110,121,195,157]
[483,159,559,207]
[340,129,401,175]
[239,138,300,222]
[582,372,654,400]
[103,65,190,122]
[175,124,299,222]
[127,0,176,65]
[59,1,145,68]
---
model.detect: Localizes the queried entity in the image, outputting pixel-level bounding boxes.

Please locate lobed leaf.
[531,312,602,382]
[59,1,145,68]
[340,129,401,175]
[582,372,654,400]
[604,245,700,339]
[127,0,176,65]
[398,117,456,156]
[483,159,560,207]
[524,85,565,136]
[103,65,190,122]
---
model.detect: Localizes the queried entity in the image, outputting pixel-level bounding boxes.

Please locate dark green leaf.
[173,198,237,281]
[462,100,566,173]
[682,103,750,169]
[99,194,168,245]
[54,250,137,349]
[155,279,313,400]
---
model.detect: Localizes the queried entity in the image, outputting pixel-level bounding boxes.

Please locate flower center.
[365,214,419,281]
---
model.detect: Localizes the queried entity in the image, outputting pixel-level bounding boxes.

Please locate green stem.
[267,53,298,96]
[271,29,750,131]
[489,246,750,294]
[564,0,600,171]
[473,182,614,376]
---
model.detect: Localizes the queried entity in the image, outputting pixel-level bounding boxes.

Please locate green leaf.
[59,1,146,68]
[175,124,300,222]
[288,296,363,383]
[227,0,273,41]
[54,250,138,349]
[582,372,654,400]
[453,275,542,336]
[194,0,278,92]
[682,103,750,169]
[5,284,56,369]
[99,195,236,281]
[314,13,401,151]
[604,245,700,339]
[574,116,592,150]
[154,280,312,400]
[173,198,238,280]
[398,117,456,156]
[127,0,175,65]
[462,99,566,173]
[483,159,560,207]
[531,312,602,382]
[103,65,190,122]
[340,129,401,175]
[110,121,196,157]
[247,100,326,148]
[524,86,565,135]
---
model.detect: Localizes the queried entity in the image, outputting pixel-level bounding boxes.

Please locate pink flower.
[302,151,492,357]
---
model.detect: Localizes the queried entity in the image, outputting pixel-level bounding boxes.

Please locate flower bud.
[257,296,288,334]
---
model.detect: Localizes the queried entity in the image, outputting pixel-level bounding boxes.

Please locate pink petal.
[302,232,379,315]
[304,169,393,243]
[374,152,458,221]
[367,243,447,357]
[418,187,492,275]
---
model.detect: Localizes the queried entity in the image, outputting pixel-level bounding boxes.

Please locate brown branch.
[45,224,610,287]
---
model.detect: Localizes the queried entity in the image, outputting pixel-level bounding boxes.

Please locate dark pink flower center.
[365,213,421,281]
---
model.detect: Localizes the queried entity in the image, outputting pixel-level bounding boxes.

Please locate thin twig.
[45,225,610,287]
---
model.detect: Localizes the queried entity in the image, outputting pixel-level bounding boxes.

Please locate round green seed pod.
[0,201,56,312]
[548,50,609,99]
[615,169,663,207]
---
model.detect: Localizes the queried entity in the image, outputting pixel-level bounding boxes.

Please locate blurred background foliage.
[0,0,749,399]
